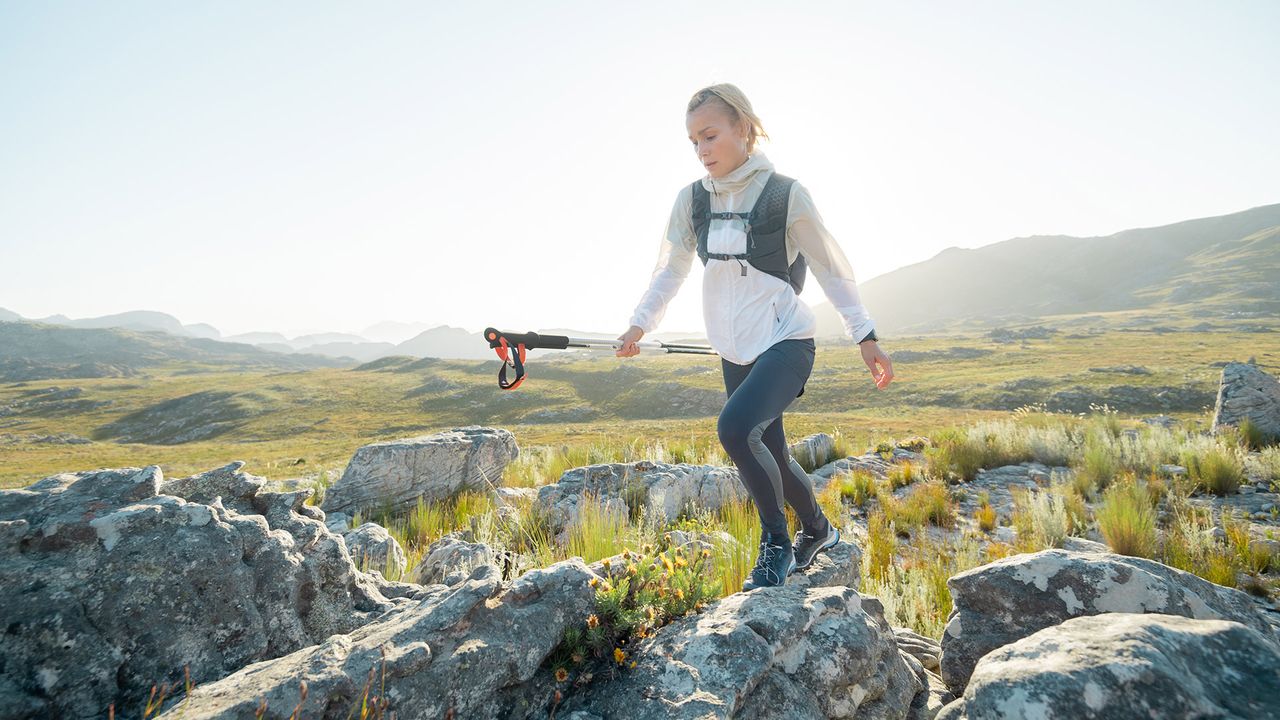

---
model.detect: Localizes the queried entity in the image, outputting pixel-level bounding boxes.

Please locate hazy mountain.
[813,202,1280,336]
[0,321,351,381]
[224,331,291,345]
[0,307,22,322]
[184,323,222,340]
[395,325,494,360]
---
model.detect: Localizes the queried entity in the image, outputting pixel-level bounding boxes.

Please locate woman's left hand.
[860,341,894,389]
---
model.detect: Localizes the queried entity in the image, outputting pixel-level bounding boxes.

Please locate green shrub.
[827,469,878,507]
[1096,478,1157,558]
[975,497,997,533]
[927,428,986,482]
[1011,488,1070,552]
[866,511,897,583]
[1160,507,1241,587]
[567,493,631,564]
[1074,437,1118,499]
[549,542,718,686]
[1236,417,1274,451]
[887,461,920,489]
[1188,448,1244,496]
[884,482,955,530]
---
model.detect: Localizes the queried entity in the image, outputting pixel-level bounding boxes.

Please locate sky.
[2,1,1277,341]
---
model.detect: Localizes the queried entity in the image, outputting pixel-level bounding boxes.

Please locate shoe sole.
[791,527,840,573]
[741,556,797,591]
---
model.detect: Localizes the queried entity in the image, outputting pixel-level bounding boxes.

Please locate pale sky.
[2,1,1277,340]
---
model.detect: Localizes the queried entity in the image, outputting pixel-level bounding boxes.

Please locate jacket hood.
[700,151,774,196]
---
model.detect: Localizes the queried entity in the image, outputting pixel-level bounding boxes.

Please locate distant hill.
[4,309,229,340]
[396,325,494,360]
[0,322,351,381]
[813,202,1280,336]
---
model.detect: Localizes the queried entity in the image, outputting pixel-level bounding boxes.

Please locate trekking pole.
[483,327,717,390]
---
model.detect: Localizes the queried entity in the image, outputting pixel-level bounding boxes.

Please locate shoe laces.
[753,540,787,582]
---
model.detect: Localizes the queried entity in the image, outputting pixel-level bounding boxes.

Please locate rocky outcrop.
[562,586,926,720]
[787,539,862,591]
[344,522,408,577]
[1213,362,1280,440]
[158,561,596,720]
[321,426,519,516]
[789,432,836,470]
[0,463,401,719]
[411,532,498,586]
[937,613,1280,720]
[939,549,1279,693]
[536,460,746,529]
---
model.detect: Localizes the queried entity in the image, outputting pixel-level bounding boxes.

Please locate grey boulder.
[536,460,746,530]
[567,586,926,719]
[158,560,596,719]
[321,426,518,515]
[0,463,398,719]
[939,549,1279,693]
[937,613,1280,719]
[343,521,408,578]
[411,532,498,586]
[1213,361,1280,439]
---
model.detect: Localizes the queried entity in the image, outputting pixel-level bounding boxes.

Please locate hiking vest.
[692,171,806,294]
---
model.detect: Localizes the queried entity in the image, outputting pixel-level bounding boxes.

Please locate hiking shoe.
[792,522,840,571]
[741,533,796,591]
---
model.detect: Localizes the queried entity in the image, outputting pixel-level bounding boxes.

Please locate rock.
[344,522,408,577]
[787,540,862,591]
[324,510,352,533]
[536,461,746,530]
[566,586,926,719]
[895,627,942,672]
[411,533,497,586]
[0,464,398,719]
[321,426,519,516]
[790,432,836,470]
[159,561,596,720]
[1213,362,1280,440]
[937,613,1280,719]
[939,549,1279,694]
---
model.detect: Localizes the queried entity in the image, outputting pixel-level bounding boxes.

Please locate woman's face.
[686,104,749,179]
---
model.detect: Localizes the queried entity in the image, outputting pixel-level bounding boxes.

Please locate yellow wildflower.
[675,557,688,568]
[627,563,638,576]
[701,549,712,558]
[588,578,599,588]
[675,588,685,600]
[662,556,674,574]
[630,661,638,669]
[613,647,626,664]
[554,667,569,683]
[602,559,612,570]
[586,614,599,629]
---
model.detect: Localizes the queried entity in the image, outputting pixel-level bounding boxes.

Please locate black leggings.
[717,338,826,538]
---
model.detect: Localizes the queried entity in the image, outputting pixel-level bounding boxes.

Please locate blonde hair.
[686,83,770,154]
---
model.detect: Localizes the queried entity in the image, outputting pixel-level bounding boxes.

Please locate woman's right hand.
[616,325,644,357]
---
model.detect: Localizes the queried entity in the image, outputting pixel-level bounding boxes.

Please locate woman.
[617,83,894,591]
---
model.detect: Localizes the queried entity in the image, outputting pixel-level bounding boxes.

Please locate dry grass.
[1096,477,1158,558]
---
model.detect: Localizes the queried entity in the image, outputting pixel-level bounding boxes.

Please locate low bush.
[1096,477,1157,558]
[1184,447,1244,496]
[549,542,718,688]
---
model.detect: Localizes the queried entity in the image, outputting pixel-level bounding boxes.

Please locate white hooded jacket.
[628,151,875,365]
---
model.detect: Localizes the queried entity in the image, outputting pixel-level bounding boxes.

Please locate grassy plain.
[0,328,1276,489]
